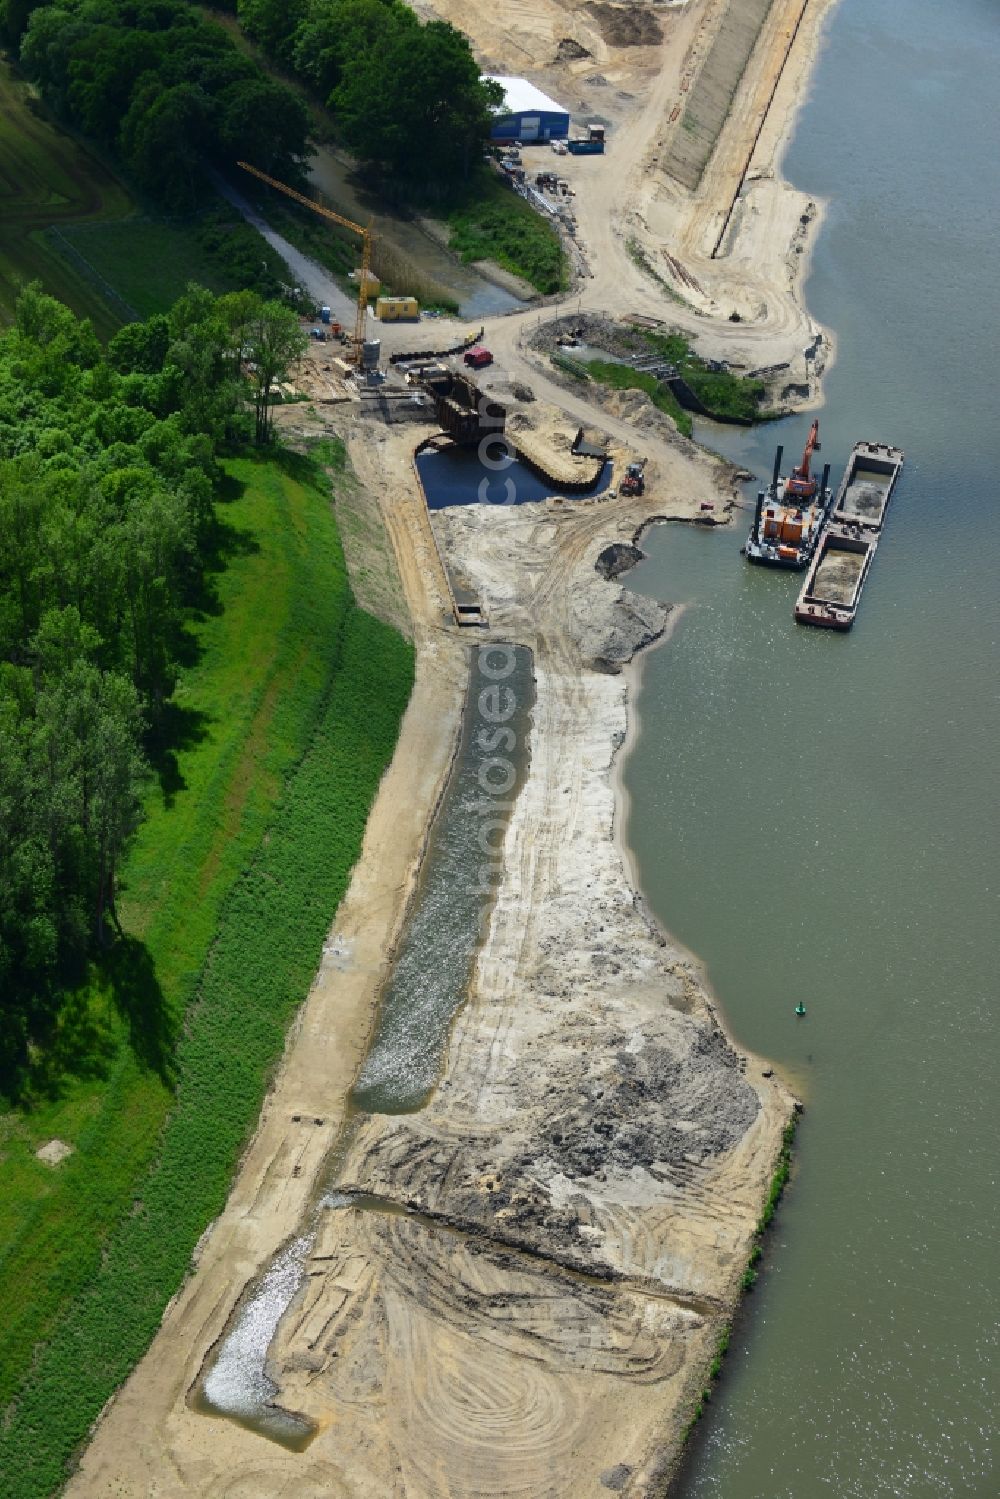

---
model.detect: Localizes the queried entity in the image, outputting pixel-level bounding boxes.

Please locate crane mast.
[236,160,373,360]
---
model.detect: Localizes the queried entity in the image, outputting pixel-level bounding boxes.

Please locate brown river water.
[625,2,999,1493]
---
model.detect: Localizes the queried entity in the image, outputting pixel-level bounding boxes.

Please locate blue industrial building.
[486,75,570,143]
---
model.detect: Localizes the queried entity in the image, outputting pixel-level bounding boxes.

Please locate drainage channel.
[192,644,534,1444]
[353,643,534,1113]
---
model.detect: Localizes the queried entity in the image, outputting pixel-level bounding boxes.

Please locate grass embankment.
[584,359,695,438]
[449,175,568,296]
[645,329,770,424]
[562,326,772,437]
[0,62,298,330]
[0,453,414,1497]
[0,61,132,336]
[56,208,297,321]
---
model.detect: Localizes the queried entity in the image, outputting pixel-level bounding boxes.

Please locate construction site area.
[66,4,840,1497]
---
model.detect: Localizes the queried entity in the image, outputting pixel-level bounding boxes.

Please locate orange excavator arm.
[794,419,820,481]
[785,420,821,499]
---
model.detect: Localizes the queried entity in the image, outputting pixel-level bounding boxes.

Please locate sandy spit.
[65,3,841,1495]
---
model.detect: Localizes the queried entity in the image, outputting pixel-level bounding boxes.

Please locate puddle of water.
[416,445,612,509]
[193,1236,316,1450]
[557,342,627,366]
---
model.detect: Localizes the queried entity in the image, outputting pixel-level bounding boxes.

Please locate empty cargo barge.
[794,441,904,629]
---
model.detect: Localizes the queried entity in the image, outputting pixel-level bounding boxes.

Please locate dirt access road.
[68,4,837,1496]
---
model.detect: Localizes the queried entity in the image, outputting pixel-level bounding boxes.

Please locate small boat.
[745,421,833,570]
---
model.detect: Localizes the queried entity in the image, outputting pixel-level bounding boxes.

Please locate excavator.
[783,418,821,501]
[745,420,832,570]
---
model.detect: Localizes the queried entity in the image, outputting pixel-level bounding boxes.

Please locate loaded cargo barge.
[794,441,904,629]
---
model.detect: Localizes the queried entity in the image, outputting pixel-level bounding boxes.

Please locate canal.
[623,2,999,1494]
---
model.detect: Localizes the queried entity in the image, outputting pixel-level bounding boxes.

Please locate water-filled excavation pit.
[192,645,534,1442]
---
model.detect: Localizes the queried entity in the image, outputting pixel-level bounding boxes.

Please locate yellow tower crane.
[237,160,374,361]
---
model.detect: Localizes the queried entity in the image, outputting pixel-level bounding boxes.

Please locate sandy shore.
[67,4,840,1495]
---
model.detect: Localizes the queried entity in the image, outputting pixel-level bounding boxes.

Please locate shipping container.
[376,295,420,322]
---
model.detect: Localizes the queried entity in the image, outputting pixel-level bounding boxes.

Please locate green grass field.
[0,62,296,330]
[53,218,235,320]
[0,62,133,336]
[0,451,414,1469]
[448,175,568,295]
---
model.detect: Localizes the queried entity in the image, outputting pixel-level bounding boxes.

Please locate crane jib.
[235,160,373,359]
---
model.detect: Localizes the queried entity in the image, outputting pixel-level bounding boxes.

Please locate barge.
[745,421,832,569]
[794,441,904,629]
[830,440,904,531]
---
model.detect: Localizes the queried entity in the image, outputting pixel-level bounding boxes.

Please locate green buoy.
[795,1001,806,1017]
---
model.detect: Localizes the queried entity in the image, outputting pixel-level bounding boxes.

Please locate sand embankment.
[67,4,839,1495]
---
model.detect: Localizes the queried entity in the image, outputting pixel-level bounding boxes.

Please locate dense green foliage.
[684,366,768,423]
[13,0,310,208]
[194,202,303,302]
[0,305,413,1491]
[0,284,303,1091]
[643,329,771,423]
[238,0,501,194]
[448,176,568,295]
[0,582,414,1499]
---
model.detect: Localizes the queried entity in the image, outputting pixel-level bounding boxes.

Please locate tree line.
[235,0,502,195]
[3,0,503,205]
[2,0,312,209]
[0,284,303,1087]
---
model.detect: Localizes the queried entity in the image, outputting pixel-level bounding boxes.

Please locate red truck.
[463,346,493,370]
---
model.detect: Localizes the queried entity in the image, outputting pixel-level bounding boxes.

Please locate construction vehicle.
[785,418,821,501]
[745,423,832,570]
[619,460,645,496]
[237,161,374,363]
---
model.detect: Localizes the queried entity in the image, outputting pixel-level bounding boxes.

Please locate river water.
[624,2,999,1495]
